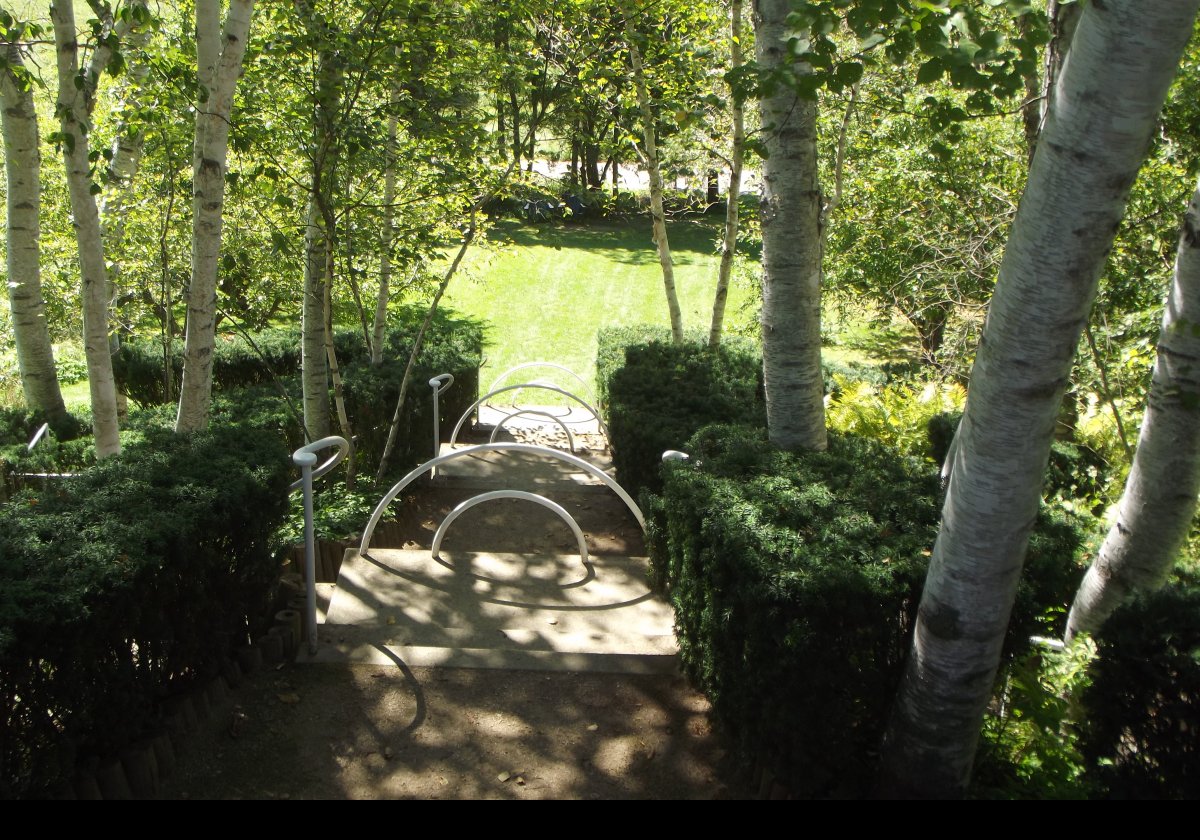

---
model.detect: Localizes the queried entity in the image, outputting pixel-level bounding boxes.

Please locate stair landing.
[311,547,677,674]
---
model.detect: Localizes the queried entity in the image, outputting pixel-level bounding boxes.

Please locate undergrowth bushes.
[645,424,1090,796]
[0,427,291,798]
[1080,582,1200,799]
[597,329,764,498]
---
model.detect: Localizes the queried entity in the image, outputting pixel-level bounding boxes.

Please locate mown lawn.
[443,216,757,399]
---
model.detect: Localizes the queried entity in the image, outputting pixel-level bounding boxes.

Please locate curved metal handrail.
[359,442,644,555]
[488,409,577,453]
[488,362,592,401]
[290,435,350,656]
[431,490,589,565]
[428,374,455,473]
[288,435,351,493]
[27,422,49,452]
[450,383,608,446]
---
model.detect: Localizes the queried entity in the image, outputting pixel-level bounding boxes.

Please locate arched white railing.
[449,384,608,446]
[360,442,643,556]
[430,490,589,565]
[488,408,577,453]
[487,362,592,401]
[291,436,350,655]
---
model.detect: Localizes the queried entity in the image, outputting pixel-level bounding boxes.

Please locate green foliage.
[595,324,709,410]
[342,308,484,476]
[646,425,938,796]
[826,376,966,461]
[112,326,370,406]
[598,332,764,498]
[1080,583,1200,799]
[646,423,1092,796]
[974,637,1098,800]
[0,426,291,798]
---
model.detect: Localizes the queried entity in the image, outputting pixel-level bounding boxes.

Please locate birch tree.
[878,0,1200,798]
[1066,175,1200,640]
[754,0,826,451]
[624,16,684,344]
[708,0,746,349]
[175,0,255,433]
[1,15,66,423]
[50,1,121,457]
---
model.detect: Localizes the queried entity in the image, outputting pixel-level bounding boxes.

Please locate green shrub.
[1080,583,1200,799]
[0,427,291,798]
[599,334,764,498]
[973,637,1098,800]
[343,308,484,475]
[595,325,709,411]
[646,424,1091,796]
[112,326,372,405]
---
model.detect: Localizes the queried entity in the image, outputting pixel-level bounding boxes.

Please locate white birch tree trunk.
[1066,176,1200,640]
[372,102,399,367]
[175,0,255,433]
[878,0,1200,798]
[300,29,340,442]
[753,0,826,452]
[1,37,66,423]
[302,196,331,441]
[625,22,683,344]
[709,0,745,349]
[51,2,120,457]
[99,0,152,260]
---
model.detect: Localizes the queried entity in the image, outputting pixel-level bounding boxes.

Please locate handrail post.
[294,450,319,655]
[429,374,453,478]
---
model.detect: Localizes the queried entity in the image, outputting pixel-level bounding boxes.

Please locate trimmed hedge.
[0,427,291,798]
[112,326,370,406]
[342,309,484,475]
[600,336,765,498]
[0,408,93,501]
[1081,583,1200,799]
[645,424,1090,796]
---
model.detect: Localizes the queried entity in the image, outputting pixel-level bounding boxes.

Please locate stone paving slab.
[431,443,616,489]
[315,548,677,674]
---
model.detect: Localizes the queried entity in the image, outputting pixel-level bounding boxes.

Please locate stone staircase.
[306,406,678,674]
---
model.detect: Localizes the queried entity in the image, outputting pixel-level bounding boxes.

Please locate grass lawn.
[443,216,757,400]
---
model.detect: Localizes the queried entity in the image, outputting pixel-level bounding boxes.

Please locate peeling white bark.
[626,22,683,344]
[709,0,745,349]
[1067,176,1200,639]
[753,0,826,451]
[879,0,1200,798]
[176,0,255,433]
[1,38,66,422]
[51,1,120,457]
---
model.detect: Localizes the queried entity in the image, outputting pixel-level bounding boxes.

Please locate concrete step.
[431,443,616,491]
[309,548,677,674]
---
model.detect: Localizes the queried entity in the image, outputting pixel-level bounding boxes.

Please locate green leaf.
[916,57,944,84]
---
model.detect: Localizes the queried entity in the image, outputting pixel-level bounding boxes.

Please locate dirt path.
[161,430,752,799]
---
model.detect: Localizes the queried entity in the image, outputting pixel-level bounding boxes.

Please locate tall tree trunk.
[175,0,255,433]
[323,239,355,487]
[373,94,399,366]
[625,22,683,344]
[302,196,331,441]
[753,0,826,451]
[1,37,67,424]
[299,30,340,441]
[709,0,745,349]
[376,217,477,481]
[1066,176,1200,639]
[878,0,1199,798]
[99,0,152,275]
[51,1,120,457]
